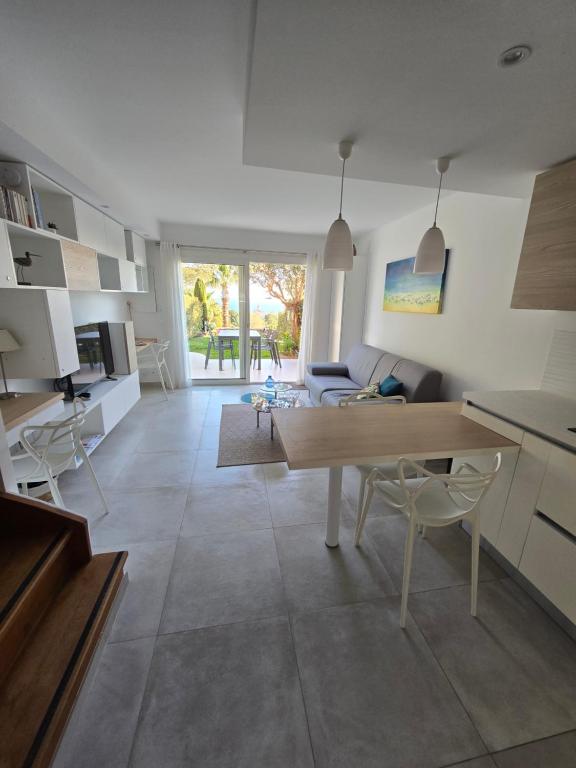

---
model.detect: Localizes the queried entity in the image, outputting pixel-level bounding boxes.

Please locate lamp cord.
[338,157,346,218]
[433,172,444,226]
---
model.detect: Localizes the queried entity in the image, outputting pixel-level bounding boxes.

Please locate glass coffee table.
[258,382,293,399]
[251,389,302,439]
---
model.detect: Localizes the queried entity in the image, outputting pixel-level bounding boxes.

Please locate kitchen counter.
[463,389,576,453]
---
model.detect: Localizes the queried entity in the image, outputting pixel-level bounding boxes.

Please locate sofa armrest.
[306,361,350,376]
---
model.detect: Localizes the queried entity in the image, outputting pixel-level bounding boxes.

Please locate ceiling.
[245,0,576,197]
[0,0,574,240]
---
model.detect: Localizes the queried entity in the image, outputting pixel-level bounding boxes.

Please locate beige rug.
[217,404,286,467]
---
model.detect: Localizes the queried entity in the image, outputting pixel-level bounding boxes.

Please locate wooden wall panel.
[511,158,576,310]
[61,240,100,291]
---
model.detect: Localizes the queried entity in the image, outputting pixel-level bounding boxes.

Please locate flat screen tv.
[69,322,114,394]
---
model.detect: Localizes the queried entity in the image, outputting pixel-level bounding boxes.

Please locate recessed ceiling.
[244,0,576,197]
[1,0,574,241]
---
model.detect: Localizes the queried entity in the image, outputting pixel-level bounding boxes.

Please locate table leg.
[326,466,343,548]
[258,337,262,370]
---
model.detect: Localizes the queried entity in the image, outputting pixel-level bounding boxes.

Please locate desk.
[272,401,519,547]
[0,393,65,446]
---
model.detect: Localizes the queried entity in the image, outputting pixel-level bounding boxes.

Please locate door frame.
[180,247,307,386]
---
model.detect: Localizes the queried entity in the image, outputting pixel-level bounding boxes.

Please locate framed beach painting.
[383,252,449,314]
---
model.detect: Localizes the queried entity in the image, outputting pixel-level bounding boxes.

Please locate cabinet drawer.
[61,240,99,291]
[520,514,576,623]
[537,445,576,538]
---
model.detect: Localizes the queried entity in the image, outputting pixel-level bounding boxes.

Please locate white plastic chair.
[339,392,412,520]
[137,341,174,400]
[11,399,110,514]
[355,453,502,627]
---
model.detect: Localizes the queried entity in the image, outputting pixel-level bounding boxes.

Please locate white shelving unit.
[0,161,149,294]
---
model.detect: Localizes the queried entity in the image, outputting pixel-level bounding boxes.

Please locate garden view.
[182,262,306,379]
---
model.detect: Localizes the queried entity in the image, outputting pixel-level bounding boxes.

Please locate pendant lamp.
[323,140,354,271]
[414,157,450,274]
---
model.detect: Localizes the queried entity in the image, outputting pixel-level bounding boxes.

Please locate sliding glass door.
[182,253,306,384]
[182,262,246,381]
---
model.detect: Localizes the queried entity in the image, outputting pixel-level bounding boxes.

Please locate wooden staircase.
[0,492,127,768]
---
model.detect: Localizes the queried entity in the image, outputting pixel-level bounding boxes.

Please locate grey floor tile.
[181,483,271,536]
[160,528,287,633]
[94,540,177,643]
[58,452,129,492]
[198,426,220,449]
[134,424,202,452]
[364,515,505,594]
[263,462,327,483]
[292,599,486,768]
[275,521,397,613]
[53,637,155,768]
[492,730,576,767]
[130,617,313,768]
[82,487,188,546]
[266,473,347,527]
[449,758,496,768]
[110,450,197,489]
[409,580,576,752]
[192,449,266,487]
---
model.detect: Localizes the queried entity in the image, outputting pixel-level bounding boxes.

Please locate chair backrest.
[153,340,170,365]
[20,400,87,473]
[339,392,407,407]
[395,453,502,514]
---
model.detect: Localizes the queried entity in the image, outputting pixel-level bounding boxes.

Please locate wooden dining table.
[272,401,520,547]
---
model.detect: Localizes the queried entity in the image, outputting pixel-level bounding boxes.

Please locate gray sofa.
[305,343,442,406]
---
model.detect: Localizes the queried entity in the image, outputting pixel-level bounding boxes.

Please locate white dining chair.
[355,453,502,627]
[11,399,110,514]
[339,392,412,521]
[137,340,174,400]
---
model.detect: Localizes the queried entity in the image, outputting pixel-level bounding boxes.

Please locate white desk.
[1,393,65,447]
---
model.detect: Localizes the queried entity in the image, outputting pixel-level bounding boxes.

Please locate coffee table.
[258,382,292,399]
[251,390,301,439]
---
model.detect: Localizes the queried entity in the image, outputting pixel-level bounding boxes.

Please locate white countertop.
[463,389,576,452]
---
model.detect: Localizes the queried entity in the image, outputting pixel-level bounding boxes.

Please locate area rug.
[217,404,286,467]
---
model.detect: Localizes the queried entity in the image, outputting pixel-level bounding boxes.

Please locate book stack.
[0,185,30,227]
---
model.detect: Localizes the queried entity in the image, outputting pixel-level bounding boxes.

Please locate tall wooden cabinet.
[512,158,576,310]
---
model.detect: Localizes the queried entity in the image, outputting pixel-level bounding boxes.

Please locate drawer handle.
[535,511,576,545]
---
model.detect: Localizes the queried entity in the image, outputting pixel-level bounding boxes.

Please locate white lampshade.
[323,216,354,271]
[0,329,20,353]
[414,225,446,274]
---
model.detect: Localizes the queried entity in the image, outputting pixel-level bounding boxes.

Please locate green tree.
[193,278,210,332]
[250,264,306,344]
[209,264,235,327]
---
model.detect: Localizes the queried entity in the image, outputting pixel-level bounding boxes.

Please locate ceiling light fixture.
[498,44,532,67]
[323,140,354,271]
[414,157,450,275]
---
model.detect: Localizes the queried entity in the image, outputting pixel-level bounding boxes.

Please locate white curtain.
[297,251,319,384]
[159,241,189,388]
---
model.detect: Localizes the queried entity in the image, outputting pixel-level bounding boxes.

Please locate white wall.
[360,192,557,400]
[69,291,131,325]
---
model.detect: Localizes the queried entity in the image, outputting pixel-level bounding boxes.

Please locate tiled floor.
[53,386,576,768]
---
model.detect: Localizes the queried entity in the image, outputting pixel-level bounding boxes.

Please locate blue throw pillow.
[379,375,403,397]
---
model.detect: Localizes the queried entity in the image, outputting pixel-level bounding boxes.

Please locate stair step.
[0,530,73,686]
[0,550,127,768]
[0,530,64,619]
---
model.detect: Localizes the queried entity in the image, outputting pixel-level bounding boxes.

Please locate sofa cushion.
[372,352,403,383]
[306,374,360,405]
[391,359,442,402]
[379,375,403,397]
[306,362,349,376]
[320,389,364,407]
[344,344,385,387]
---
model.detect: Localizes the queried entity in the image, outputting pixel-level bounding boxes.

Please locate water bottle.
[265,375,274,389]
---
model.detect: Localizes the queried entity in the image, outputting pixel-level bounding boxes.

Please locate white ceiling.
[0,0,574,240]
[245,0,576,197]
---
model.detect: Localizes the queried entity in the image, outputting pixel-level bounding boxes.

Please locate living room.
[1,2,576,768]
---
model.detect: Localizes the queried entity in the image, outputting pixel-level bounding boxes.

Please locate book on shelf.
[31,187,45,229]
[0,185,31,227]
